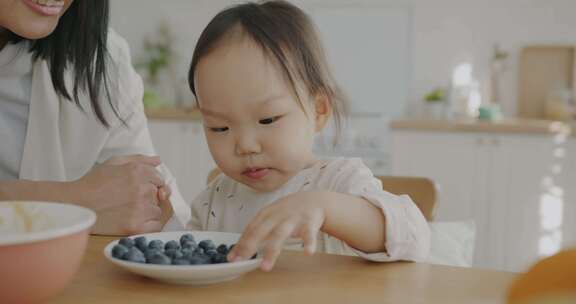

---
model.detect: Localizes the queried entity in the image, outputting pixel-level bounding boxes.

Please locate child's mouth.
[242,168,269,179]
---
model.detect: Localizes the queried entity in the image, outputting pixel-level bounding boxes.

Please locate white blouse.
[10,30,189,226]
[0,42,32,180]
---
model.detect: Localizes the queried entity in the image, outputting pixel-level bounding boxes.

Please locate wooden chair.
[206,168,437,221]
[376,176,437,221]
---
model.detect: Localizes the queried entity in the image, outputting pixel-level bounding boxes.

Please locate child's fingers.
[261,221,296,271]
[158,191,173,225]
[229,218,276,262]
[302,218,322,255]
[164,185,172,197]
[158,185,172,201]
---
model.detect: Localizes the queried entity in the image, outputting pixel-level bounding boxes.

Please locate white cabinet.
[391,130,571,272]
[488,135,563,271]
[563,139,576,248]
[390,132,483,221]
[148,121,215,203]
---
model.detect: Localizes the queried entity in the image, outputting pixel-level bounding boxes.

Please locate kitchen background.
[110,0,576,273]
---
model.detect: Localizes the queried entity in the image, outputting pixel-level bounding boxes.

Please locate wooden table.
[50,236,517,304]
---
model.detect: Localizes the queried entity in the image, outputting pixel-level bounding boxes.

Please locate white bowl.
[104,231,262,285]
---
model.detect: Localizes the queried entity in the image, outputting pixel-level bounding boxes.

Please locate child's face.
[194,39,326,192]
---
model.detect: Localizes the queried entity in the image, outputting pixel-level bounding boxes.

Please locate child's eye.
[209,126,229,133]
[259,116,281,125]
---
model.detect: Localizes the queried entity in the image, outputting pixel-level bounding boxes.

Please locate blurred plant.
[490,44,509,105]
[425,87,447,103]
[136,22,174,84]
[142,90,164,109]
[135,21,177,108]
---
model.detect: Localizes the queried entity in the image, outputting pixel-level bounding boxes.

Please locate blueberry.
[112,244,129,259]
[164,240,180,251]
[172,258,191,265]
[134,236,147,251]
[211,254,228,264]
[114,237,244,265]
[173,251,184,260]
[181,248,194,259]
[216,244,229,255]
[180,233,195,245]
[148,240,163,250]
[165,249,184,260]
[119,237,135,248]
[181,240,197,250]
[205,249,218,257]
[144,248,162,260]
[199,239,215,251]
[123,247,146,263]
[147,253,171,265]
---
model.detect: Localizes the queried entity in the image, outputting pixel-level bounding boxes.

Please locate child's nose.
[234,131,262,156]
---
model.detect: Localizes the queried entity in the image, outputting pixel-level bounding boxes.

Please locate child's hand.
[227,192,326,271]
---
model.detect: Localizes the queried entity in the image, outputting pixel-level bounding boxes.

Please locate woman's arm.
[95,30,189,227]
[0,156,172,235]
[0,180,74,202]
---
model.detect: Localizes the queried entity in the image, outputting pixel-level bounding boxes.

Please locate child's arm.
[228,158,430,271]
[228,191,385,271]
[312,191,386,253]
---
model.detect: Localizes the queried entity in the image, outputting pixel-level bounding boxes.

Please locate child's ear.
[314,93,331,132]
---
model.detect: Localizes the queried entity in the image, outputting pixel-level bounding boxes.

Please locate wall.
[408,0,576,117]
[111,0,576,118]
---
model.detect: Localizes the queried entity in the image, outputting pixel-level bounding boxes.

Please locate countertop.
[144,108,575,138]
[145,106,201,121]
[390,118,573,136]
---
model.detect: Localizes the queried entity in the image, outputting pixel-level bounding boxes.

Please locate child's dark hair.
[188,0,348,135]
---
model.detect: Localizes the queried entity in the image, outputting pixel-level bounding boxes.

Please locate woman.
[0,0,188,234]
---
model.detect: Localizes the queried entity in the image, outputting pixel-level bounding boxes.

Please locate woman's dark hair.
[8,0,117,127]
[188,0,348,135]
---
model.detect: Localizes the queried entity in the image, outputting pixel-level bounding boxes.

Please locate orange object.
[507,248,576,304]
[0,202,96,304]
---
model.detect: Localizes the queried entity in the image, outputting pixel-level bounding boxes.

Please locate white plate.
[103,231,262,285]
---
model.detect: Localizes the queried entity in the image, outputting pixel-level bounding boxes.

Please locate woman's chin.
[9,18,59,40]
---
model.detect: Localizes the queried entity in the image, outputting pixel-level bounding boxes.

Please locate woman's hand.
[103,155,172,203]
[70,155,173,235]
[227,192,326,271]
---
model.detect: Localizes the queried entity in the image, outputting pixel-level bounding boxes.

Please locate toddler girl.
[166,0,430,271]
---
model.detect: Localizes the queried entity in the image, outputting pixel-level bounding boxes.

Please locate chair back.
[377,176,437,221]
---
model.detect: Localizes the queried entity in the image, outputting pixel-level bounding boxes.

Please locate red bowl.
[0,201,96,304]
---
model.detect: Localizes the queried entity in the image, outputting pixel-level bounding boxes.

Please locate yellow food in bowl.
[0,201,53,234]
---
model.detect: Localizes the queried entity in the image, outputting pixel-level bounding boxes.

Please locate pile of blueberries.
[111,233,232,265]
